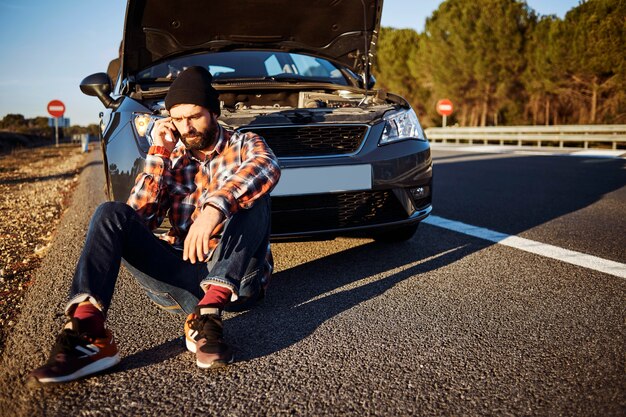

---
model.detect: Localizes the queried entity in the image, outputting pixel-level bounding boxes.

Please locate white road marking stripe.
[570,150,626,158]
[423,215,626,279]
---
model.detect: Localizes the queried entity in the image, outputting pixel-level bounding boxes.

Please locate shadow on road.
[116,337,186,373]
[225,234,489,362]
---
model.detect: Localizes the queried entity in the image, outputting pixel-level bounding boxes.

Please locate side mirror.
[80,73,120,109]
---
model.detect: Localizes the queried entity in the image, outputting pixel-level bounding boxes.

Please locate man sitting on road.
[29,66,281,383]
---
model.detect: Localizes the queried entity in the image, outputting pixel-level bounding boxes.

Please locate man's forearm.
[126,147,171,229]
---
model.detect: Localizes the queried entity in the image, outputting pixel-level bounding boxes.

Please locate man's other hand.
[152,117,178,154]
[183,205,225,264]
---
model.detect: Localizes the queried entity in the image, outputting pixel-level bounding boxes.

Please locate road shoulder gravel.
[0,149,104,416]
[0,144,86,354]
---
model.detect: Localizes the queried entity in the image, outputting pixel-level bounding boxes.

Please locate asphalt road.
[0,145,624,416]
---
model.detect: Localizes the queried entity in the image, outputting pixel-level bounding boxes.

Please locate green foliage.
[557,0,626,123]
[374,27,418,94]
[416,0,533,125]
[0,114,27,130]
[376,0,626,125]
[373,27,429,114]
[522,15,563,124]
[564,0,625,79]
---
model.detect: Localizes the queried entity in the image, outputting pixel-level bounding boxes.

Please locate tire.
[372,224,419,242]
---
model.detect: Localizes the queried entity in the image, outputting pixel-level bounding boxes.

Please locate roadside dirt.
[0,144,86,355]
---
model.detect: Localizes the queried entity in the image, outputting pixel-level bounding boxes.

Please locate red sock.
[199,285,232,309]
[72,301,106,337]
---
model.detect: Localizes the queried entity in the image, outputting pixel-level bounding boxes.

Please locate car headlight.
[132,113,164,145]
[380,108,426,145]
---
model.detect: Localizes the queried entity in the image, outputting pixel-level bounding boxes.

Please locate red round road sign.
[47,100,66,118]
[436,99,453,117]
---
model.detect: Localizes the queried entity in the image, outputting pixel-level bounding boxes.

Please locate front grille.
[271,190,409,234]
[241,125,368,157]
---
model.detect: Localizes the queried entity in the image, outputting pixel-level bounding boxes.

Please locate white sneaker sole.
[196,354,234,369]
[185,336,233,368]
[36,354,121,383]
[185,336,197,353]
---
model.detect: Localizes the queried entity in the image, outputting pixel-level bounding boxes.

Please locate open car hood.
[121,0,383,78]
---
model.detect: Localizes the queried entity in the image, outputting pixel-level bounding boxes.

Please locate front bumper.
[269,129,433,240]
[270,191,432,241]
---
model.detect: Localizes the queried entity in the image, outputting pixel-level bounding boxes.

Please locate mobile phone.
[146,116,181,145]
[171,125,181,141]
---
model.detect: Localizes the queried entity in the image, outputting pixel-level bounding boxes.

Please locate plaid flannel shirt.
[127,125,280,258]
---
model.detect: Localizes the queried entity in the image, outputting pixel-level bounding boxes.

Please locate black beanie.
[165,66,220,116]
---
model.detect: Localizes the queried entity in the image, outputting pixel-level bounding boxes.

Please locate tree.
[416,0,533,126]
[523,15,563,125]
[558,0,626,123]
[373,27,430,117]
[0,114,27,130]
[413,0,479,125]
[0,114,98,138]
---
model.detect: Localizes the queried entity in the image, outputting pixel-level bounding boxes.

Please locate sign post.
[47,100,66,147]
[436,99,454,127]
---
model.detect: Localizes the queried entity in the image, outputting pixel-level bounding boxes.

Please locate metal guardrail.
[425,125,626,150]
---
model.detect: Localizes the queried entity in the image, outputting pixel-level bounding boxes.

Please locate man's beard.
[180,123,218,151]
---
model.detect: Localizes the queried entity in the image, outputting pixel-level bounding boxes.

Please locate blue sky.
[0,0,579,126]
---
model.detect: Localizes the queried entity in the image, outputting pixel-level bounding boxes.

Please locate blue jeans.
[66,196,271,316]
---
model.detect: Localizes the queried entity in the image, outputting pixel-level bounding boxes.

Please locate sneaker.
[29,318,120,383]
[184,306,234,368]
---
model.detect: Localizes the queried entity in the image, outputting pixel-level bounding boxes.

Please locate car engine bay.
[139,87,403,127]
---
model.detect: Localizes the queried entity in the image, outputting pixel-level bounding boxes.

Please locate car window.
[208,65,236,77]
[264,55,282,76]
[289,54,343,80]
[136,51,348,85]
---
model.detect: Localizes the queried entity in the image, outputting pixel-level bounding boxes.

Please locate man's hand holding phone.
[152,117,180,154]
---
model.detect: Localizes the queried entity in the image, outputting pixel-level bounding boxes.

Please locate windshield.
[136,51,349,86]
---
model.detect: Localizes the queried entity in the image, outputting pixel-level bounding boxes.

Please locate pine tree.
[373,27,428,116]
[559,0,626,123]
[416,0,532,126]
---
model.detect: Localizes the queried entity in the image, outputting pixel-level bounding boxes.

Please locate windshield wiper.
[211,74,331,84]
[267,74,331,83]
[211,76,270,84]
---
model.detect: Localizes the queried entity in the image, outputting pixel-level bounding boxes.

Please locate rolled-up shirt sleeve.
[126,145,172,229]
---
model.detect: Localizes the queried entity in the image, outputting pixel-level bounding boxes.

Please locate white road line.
[423,215,626,279]
[570,150,626,158]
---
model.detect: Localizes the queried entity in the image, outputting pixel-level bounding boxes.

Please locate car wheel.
[372,224,419,242]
